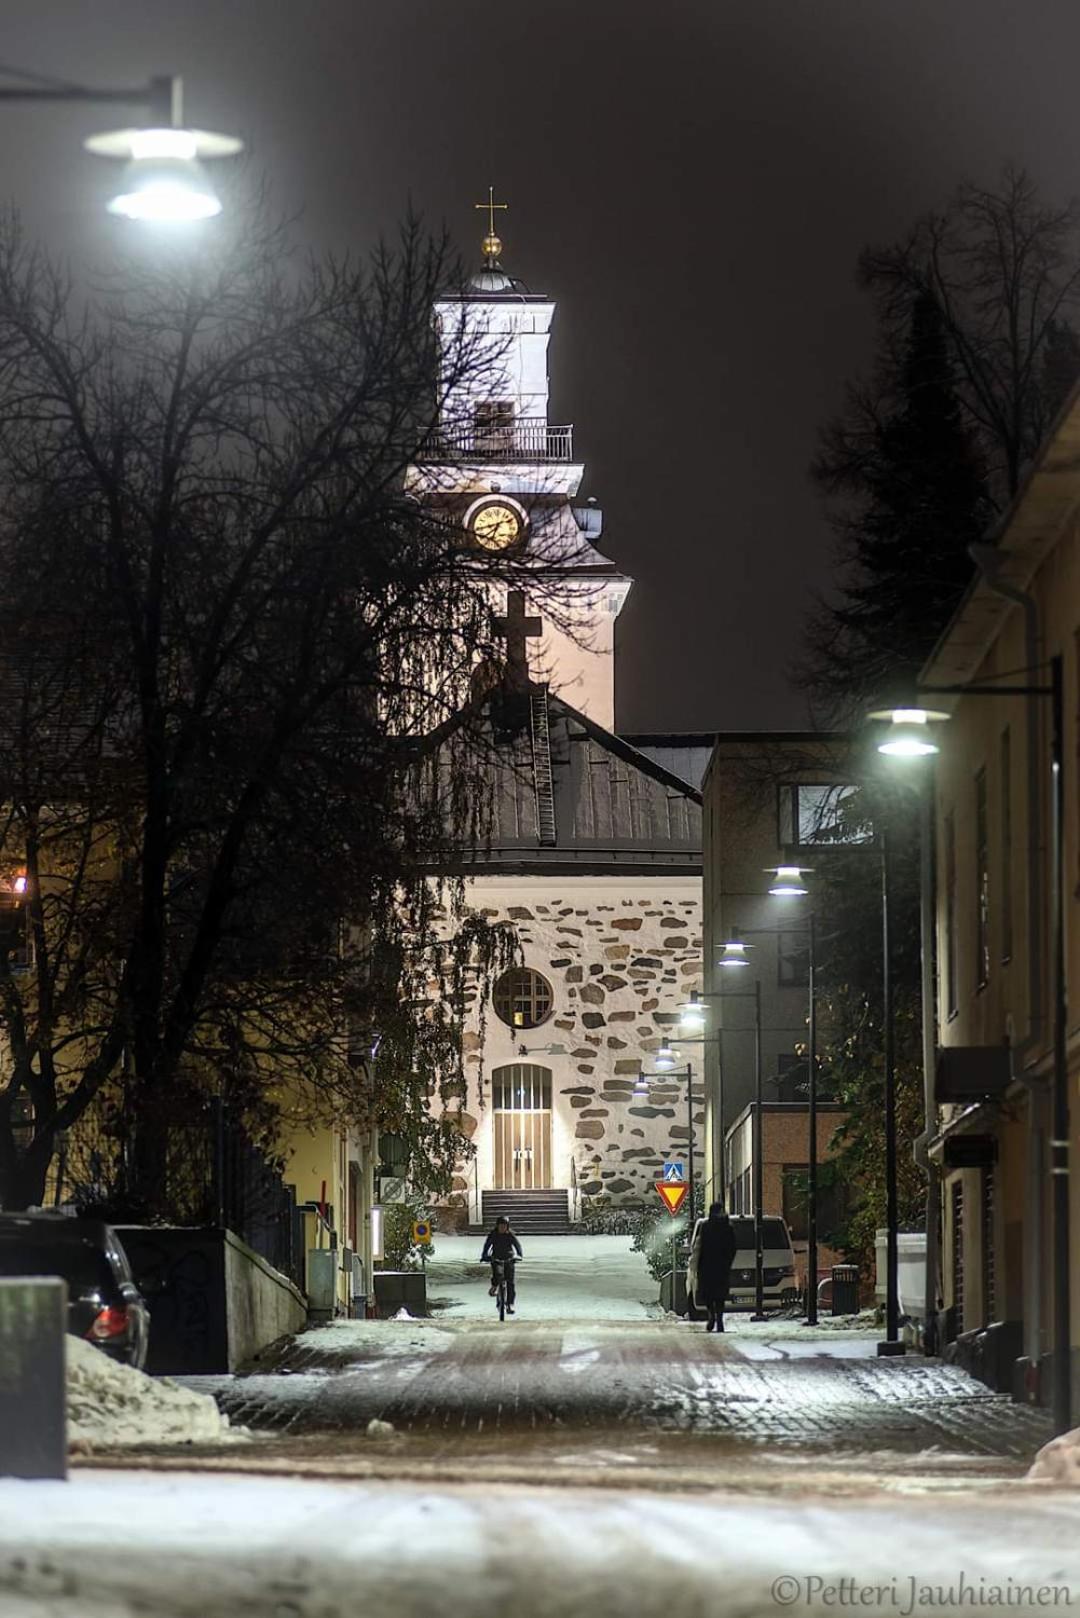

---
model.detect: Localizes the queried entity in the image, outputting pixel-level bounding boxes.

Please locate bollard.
[0,1277,67,1479]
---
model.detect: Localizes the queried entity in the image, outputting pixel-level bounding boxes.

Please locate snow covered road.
[3,1470,1080,1618]
[425,1232,660,1319]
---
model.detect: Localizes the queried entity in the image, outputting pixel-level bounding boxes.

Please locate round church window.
[493,967,554,1030]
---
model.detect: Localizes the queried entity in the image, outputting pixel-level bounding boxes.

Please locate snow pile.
[66,1336,232,1450]
[1028,1426,1080,1484]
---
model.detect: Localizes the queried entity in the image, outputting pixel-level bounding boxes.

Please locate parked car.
[725,1215,799,1310]
[0,1213,150,1369]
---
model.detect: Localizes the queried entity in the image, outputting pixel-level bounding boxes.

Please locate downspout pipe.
[968,545,1046,1372]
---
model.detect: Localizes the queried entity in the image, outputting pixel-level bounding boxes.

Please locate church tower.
[404,192,631,729]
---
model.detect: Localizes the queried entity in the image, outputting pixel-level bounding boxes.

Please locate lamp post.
[872,655,1070,1428]
[654,1041,696,1218]
[718,898,824,1327]
[0,64,242,218]
[710,948,768,1321]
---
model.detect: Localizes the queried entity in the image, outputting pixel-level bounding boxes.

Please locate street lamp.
[870,656,1071,1429]
[0,67,242,219]
[762,866,822,1327]
[767,863,811,898]
[655,1038,677,1072]
[710,961,767,1320]
[679,991,706,1033]
[716,929,754,969]
[868,706,949,758]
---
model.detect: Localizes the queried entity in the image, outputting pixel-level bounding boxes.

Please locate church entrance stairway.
[475,1189,571,1235]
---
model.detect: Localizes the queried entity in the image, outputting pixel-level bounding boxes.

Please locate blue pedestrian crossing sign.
[662,1161,685,1183]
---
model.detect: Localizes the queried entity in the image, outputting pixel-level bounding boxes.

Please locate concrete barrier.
[117,1226,306,1374]
[0,1277,66,1479]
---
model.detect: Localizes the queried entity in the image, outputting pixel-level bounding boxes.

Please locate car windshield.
[729,1218,790,1250]
[0,1236,113,1291]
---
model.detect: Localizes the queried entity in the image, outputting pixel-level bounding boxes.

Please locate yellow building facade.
[924,385,1080,1411]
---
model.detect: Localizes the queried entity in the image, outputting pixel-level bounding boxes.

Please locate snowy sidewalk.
[425,1232,659,1320]
[3,1469,1080,1617]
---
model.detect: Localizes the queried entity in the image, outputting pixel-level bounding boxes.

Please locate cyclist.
[481,1216,523,1313]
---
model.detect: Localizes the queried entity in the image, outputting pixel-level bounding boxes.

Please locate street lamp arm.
[919,682,1053,698]
[0,73,176,124]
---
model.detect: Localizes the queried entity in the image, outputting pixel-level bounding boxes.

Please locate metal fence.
[62,1098,304,1291]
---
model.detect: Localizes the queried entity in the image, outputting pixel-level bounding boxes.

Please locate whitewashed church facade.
[410,219,705,1229]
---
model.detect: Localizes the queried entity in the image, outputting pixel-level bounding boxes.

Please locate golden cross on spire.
[474,185,508,266]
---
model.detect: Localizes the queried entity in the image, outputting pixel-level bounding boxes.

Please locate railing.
[421,419,573,463]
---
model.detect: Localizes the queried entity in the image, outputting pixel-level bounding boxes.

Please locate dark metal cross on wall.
[494,591,542,692]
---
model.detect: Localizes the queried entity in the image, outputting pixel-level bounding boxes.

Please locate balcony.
[421,419,574,463]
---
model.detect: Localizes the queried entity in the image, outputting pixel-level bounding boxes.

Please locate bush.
[379,1195,435,1270]
[630,1184,704,1283]
[579,1203,646,1237]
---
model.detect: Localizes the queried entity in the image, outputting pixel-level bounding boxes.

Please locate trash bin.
[831,1263,860,1316]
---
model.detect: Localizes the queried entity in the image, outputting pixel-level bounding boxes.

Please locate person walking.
[687,1202,737,1332]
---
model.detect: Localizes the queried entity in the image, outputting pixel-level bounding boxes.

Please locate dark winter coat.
[481,1229,523,1263]
[689,1213,737,1306]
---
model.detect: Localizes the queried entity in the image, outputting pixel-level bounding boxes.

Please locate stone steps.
[477,1189,571,1235]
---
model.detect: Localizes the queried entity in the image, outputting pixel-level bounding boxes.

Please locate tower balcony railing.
[420,419,574,463]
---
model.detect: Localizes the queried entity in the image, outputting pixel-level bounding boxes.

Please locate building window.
[951,1179,965,1333]
[777,931,809,990]
[492,967,554,1030]
[782,1165,809,1240]
[981,1166,997,1325]
[492,1064,552,1110]
[975,768,990,990]
[777,782,869,848]
[473,399,515,453]
[1000,727,1012,964]
[944,810,958,1019]
[773,1053,808,1102]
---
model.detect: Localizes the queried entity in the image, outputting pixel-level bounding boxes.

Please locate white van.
[689,1214,799,1312]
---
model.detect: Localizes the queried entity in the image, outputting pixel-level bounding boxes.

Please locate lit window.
[492,967,554,1030]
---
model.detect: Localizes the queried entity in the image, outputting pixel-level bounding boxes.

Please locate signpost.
[655,1174,690,1312]
[412,1217,432,1274]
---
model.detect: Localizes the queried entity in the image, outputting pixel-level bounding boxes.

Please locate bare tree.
[859,166,1080,502]
[0,205,576,1210]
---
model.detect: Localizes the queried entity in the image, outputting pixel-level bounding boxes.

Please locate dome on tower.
[469,265,514,293]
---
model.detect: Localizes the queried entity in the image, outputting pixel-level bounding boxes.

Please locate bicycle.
[491,1256,517,1321]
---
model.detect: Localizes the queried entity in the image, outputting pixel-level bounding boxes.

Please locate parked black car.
[0,1213,150,1370]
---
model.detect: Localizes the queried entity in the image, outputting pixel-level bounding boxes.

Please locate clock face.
[470,502,523,552]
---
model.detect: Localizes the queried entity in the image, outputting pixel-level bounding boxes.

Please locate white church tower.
[405,190,631,728]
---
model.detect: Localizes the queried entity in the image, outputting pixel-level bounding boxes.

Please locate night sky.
[2,1,1078,731]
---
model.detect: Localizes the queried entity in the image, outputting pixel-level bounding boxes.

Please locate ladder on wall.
[530,687,558,847]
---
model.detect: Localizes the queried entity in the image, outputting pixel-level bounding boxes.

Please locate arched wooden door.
[492,1064,552,1189]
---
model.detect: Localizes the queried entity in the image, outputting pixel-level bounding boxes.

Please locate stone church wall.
[444,876,703,1212]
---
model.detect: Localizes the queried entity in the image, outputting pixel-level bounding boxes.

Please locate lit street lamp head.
[867,705,948,759]
[85,123,243,222]
[767,863,811,897]
[654,1039,677,1072]
[679,989,705,1032]
[717,929,753,968]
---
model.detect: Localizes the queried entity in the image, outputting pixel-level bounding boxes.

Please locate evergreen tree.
[801,292,992,721]
[801,168,1080,723]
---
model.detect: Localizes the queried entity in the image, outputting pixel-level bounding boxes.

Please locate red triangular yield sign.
[655,1180,688,1216]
